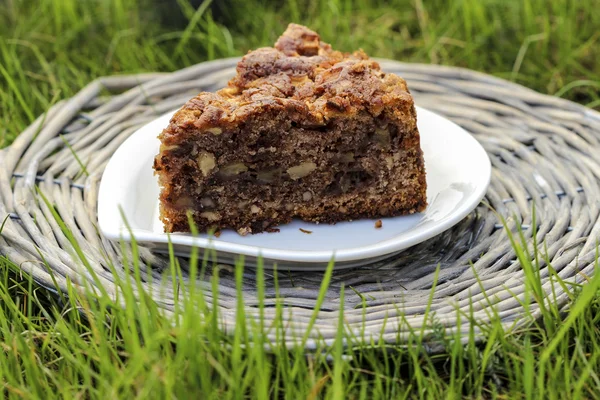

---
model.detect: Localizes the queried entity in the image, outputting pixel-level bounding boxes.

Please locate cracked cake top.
[160,23,416,141]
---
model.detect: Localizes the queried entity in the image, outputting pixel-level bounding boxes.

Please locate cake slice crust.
[153,24,427,235]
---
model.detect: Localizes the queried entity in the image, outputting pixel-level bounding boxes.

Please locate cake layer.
[153,23,427,234]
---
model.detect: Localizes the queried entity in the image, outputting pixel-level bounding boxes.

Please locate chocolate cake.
[153,23,427,235]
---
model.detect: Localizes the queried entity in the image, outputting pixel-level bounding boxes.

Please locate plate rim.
[98,106,491,264]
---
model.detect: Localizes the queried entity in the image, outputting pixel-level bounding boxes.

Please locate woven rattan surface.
[2,58,600,347]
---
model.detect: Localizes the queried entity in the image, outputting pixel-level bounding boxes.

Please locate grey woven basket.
[2,57,600,348]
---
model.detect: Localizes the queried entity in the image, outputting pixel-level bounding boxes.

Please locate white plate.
[98,106,491,270]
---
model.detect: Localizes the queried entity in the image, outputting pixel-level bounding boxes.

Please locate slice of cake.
[153,23,427,235]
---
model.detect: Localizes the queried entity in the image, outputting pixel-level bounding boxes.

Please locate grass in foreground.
[2,0,600,398]
[1,215,600,398]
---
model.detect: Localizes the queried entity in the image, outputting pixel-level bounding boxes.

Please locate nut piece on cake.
[153,23,427,235]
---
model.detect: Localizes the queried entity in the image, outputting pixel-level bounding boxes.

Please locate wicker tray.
[2,58,599,348]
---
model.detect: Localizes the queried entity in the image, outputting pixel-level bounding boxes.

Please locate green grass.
[2,210,600,398]
[2,0,599,145]
[1,0,600,398]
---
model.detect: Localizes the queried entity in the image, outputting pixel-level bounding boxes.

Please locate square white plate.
[98,106,491,270]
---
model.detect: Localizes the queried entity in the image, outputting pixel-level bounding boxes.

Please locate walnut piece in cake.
[153,23,427,235]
